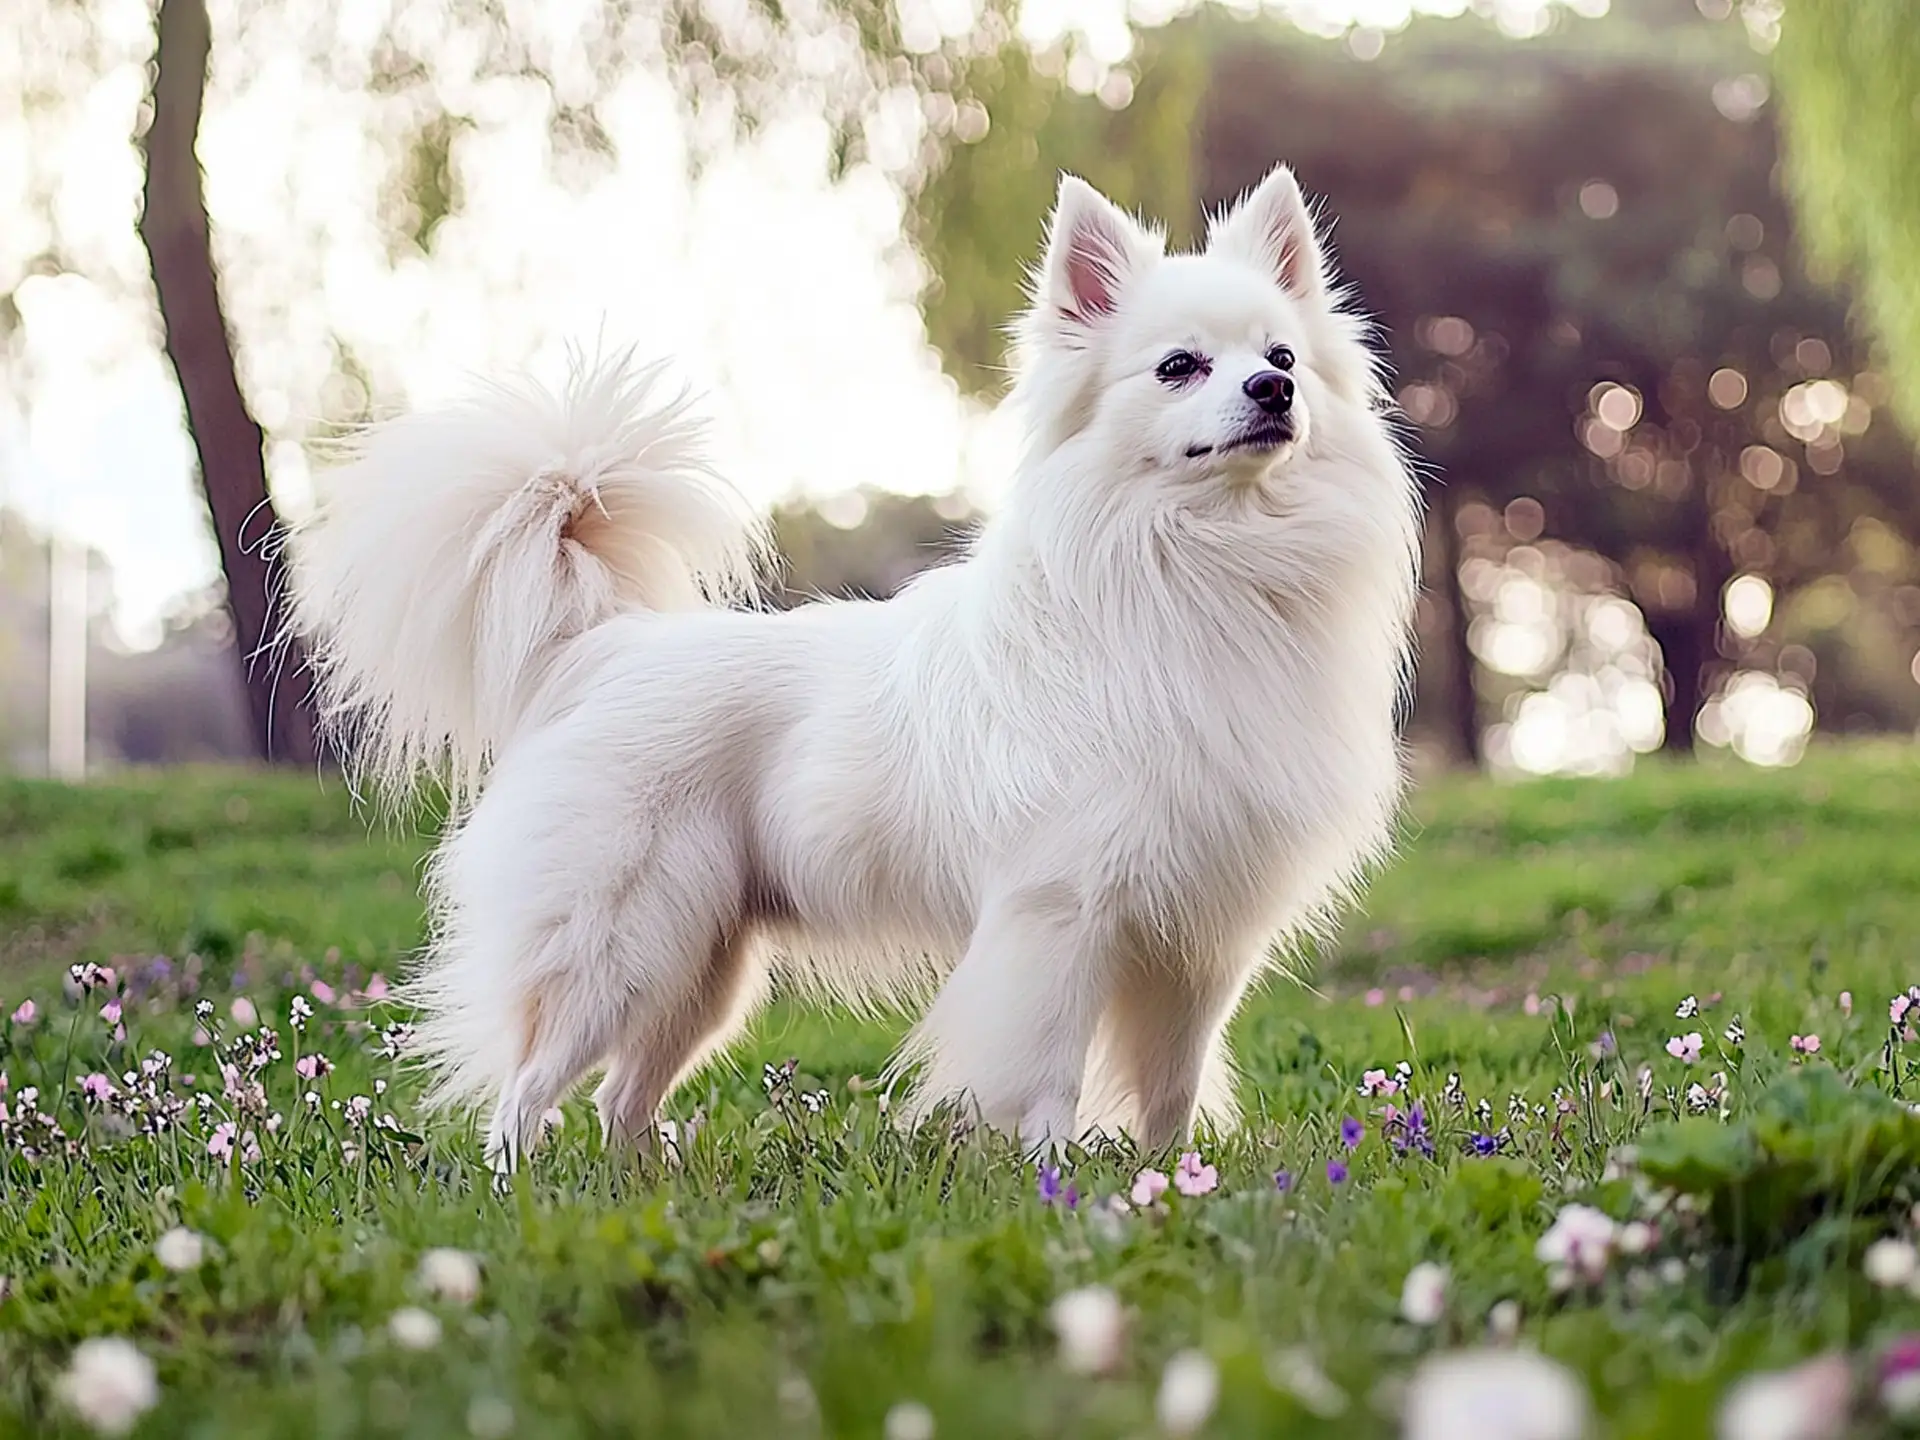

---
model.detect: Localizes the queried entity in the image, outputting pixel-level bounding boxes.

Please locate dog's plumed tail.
[290,351,764,803]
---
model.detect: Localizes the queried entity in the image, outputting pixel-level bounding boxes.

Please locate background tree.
[140,0,316,763]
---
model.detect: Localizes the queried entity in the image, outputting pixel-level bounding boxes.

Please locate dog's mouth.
[1185,421,1294,461]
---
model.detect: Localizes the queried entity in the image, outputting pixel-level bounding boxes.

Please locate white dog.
[289,166,1421,1167]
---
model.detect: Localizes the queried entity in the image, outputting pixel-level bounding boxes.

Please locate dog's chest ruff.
[1010,575,1400,942]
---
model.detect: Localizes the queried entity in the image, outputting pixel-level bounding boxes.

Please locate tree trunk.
[138,0,318,765]
[1650,488,1731,756]
[1648,611,1706,755]
[1431,488,1482,767]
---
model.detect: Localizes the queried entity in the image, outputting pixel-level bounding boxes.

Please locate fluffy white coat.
[289,166,1422,1166]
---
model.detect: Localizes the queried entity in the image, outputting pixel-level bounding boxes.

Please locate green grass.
[4,744,1920,1437]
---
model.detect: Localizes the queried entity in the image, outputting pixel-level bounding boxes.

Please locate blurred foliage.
[1638,1067,1920,1262]
[278,0,1033,264]
[1775,0,1920,430]
[911,32,1208,395]
[770,488,980,603]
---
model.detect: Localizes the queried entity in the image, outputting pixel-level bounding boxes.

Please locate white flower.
[883,1401,935,1440]
[1884,1369,1920,1419]
[1715,1354,1850,1440]
[1617,1222,1656,1258]
[778,1374,819,1421]
[1534,1205,1618,1289]
[1050,1285,1124,1375]
[388,1306,443,1350]
[1156,1350,1219,1436]
[154,1227,206,1273]
[417,1248,482,1306]
[466,1397,515,1439]
[1864,1237,1918,1289]
[1267,1347,1348,1418]
[1487,1300,1522,1343]
[1401,1263,1450,1326]
[55,1338,159,1435]
[1402,1348,1590,1440]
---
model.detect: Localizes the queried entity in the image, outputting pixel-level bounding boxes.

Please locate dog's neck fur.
[974,404,1416,670]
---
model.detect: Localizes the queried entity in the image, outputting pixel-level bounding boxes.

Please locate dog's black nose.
[1243,370,1295,416]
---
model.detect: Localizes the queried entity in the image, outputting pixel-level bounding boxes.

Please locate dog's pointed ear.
[1038,175,1160,330]
[1207,165,1328,302]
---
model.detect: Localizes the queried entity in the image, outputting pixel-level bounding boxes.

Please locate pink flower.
[363,974,390,1001]
[1718,1355,1851,1440]
[79,1073,116,1103]
[1840,992,1853,1018]
[1173,1152,1218,1197]
[230,997,258,1027]
[1665,1032,1703,1063]
[1536,1203,1618,1288]
[11,1000,35,1026]
[1895,995,1914,1026]
[310,980,336,1005]
[295,1054,333,1080]
[100,1001,122,1025]
[1130,1168,1170,1206]
[1364,988,1386,1008]
[1792,1034,1822,1055]
[209,1122,260,1162]
[1359,1069,1401,1098]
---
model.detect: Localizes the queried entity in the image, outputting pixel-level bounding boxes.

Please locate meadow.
[4,744,1920,1437]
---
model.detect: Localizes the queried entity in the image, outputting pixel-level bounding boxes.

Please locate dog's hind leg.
[474,812,751,1172]
[592,925,771,1150]
[482,921,631,1172]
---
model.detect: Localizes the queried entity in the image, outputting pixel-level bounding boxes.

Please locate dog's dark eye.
[1156,351,1203,384]
[1265,345,1295,371]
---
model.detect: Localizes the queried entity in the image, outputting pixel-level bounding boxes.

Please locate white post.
[47,531,86,780]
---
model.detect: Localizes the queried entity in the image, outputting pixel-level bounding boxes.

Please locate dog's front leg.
[1096,960,1253,1151]
[902,888,1115,1155]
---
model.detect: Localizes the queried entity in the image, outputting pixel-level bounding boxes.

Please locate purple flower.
[1326,1159,1349,1185]
[1469,1131,1502,1157]
[1038,1165,1066,1205]
[1063,1182,1080,1210]
[1273,1169,1293,1193]
[1881,1333,1920,1384]
[1407,1103,1435,1158]
[1388,1102,1435,1160]
[1340,1115,1365,1150]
